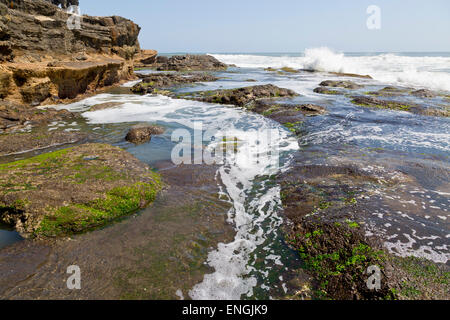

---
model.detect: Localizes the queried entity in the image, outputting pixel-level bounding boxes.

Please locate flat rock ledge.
[0,101,79,133]
[131,73,219,94]
[0,131,88,156]
[0,143,162,238]
[152,54,227,71]
[351,96,450,117]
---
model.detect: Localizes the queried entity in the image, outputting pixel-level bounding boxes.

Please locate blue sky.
[80,0,450,53]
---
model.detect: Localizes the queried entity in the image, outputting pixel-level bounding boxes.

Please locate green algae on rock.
[131,73,219,95]
[313,87,343,95]
[351,96,413,112]
[0,143,162,238]
[351,95,450,117]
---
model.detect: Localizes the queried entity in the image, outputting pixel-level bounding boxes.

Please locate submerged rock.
[125,124,165,144]
[89,102,123,111]
[249,101,326,133]
[351,96,414,112]
[0,143,162,237]
[319,80,364,89]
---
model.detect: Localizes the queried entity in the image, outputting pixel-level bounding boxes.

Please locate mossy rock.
[351,96,413,112]
[286,218,393,300]
[0,143,162,238]
[314,87,342,95]
[191,84,299,107]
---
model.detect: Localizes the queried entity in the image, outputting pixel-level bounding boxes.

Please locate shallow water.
[41,89,303,299]
[0,226,23,250]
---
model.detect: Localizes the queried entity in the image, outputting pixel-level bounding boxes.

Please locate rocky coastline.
[0,0,448,301]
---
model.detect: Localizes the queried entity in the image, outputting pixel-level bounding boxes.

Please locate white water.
[51,93,299,300]
[210,47,450,92]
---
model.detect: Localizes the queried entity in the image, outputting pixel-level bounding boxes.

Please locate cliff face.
[0,0,142,105]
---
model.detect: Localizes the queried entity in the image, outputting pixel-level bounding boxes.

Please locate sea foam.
[210,47,450,92]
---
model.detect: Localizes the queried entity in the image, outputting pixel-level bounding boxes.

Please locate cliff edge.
[0,0,143,105]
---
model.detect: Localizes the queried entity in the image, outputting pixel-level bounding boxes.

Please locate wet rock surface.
[250,100,326,129]
[351,95,450,117]
[187,84,299,107]
[89,101,123,111]
[0,143,162,237]
[131,73,219,94]
[319,80,364,89]
[0,130,88,156]
[313,86,343,95]
[278,150,450,300]
[152,54,228,71]
[0,163,234,299]
[0,101,79,132]
[0,45,449,301]
[125,124,165,144]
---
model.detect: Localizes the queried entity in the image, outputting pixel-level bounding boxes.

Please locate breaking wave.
[210,47,450,92]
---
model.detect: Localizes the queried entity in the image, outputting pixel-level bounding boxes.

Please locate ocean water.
[208,48,450,92]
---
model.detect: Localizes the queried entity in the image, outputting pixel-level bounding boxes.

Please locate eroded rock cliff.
[0,0,142,105]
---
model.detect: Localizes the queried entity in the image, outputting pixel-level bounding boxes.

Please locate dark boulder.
[125,124,165,144]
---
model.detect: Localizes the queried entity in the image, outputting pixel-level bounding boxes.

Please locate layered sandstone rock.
[134,49,158,68]
[0,0,142,104]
